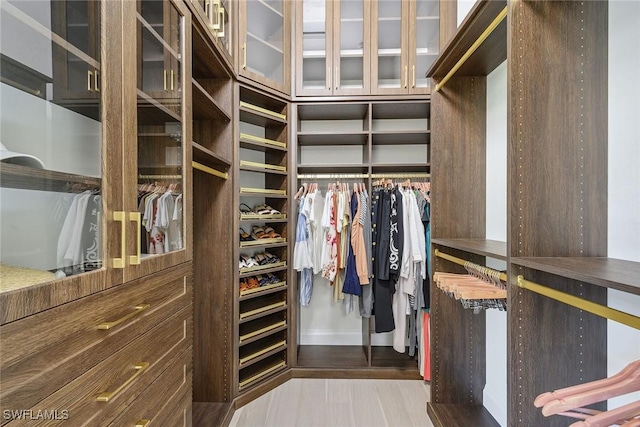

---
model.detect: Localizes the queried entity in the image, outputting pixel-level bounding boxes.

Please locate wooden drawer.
[0,263,191,419]
[108,348,192,427]
[6,306,191,426]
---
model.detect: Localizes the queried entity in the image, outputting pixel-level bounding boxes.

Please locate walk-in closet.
[0,0,638,426]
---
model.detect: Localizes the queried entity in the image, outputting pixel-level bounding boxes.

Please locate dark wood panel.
[192,402,234,427]
[427,403,499,427]
[193,171,234,402]
[428,0,507,78]
[511,257,640,295]
[0,163,100,192]
[370,346,419,370]
[296,345,369,368]
[430,76,486,240]
[192,79,231,121]
[508,0,607,259]
[432,238,507,260]
[508,268,607,427]
[193,141,232,170]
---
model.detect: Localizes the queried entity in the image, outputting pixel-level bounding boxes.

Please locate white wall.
[607,0,640,408]
[457,0,476,27]
[484,60,508,427]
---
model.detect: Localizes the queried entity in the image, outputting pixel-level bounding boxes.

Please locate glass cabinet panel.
[376,0,402,90]
[0,0,103,289]
[217,0,232,57]
[136,0,185,260]
[301,0,328,91]
[338,0,364,90]
[245,0,284,85]
[413,0,439,90]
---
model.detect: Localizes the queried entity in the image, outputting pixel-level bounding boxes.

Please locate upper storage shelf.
[432,238,507,261]
[426,0,507,79]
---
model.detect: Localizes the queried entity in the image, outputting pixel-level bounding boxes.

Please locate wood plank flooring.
[228,379,434,427]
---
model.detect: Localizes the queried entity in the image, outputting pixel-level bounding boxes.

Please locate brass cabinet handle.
[404,66,408,89]
[163,70,168,91]
[411,65,415,88]
[129,212,141,265]
[170,70,175,91]
[95,70,100,92]
[96,362,149,402]
[113,211,126,268]
[97,304,150,330]
[204,0,209,19]
[335,66,338,90]
[211,0,221,30]
[136,420,151,427]
[242,43,247,69]
[327,66,331,90]
[87,70,93,91]
[217,6,225,38]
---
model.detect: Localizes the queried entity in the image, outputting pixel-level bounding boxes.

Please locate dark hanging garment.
[423,201,431,309]
[343,193,361,297]
[389,188,404,284]
[374,190,395,333]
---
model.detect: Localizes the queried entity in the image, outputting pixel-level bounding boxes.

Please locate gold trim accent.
[96,362,149,402]
[240,320,287,342]
[434,6,508,92]
[98,304,150,330]
[240,261,287,274]
[240,187,286,196]
[240,301,286,319]
[239,341,287,364]
[517,276,640,330]
[135,420,151,427]
[113,211,126,269]
[239,133,286,149]
[239,361,286,388]
[240,101,286,120]
[240,160,287,172]
[240,238,286,247]
[240,282,287,297]
[370,172,430,179]
[129,212,141,265]
[193,161,228,179]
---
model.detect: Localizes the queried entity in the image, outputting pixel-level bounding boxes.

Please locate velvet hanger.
[540,360,640,417]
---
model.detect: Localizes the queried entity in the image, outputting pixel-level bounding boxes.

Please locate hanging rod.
[435,249,507,282]
[434,6,507,92]
[370,173,430,179]
[138,174,182,180]
[192,161,228,180]
[297,173,369,180]
[516,276,640,330]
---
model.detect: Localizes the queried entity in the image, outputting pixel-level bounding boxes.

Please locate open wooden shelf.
[192,79,231,122]
[239,102,287,127]
[192,141,231,170]
[239,240,287,249]
[370,163,430,174]
[432,238,507,260]
[137,89,181,124]
[297,132,369,146]
[239,133,287,152]
[239,263,287,278]
[296,345,369,368]
[371,131,430,145]
[510,257,640,295]
[240,282,287,301]
[239,319,287,345]
[297,164,369,174]
[239,302,287,323]
[0,164,101,192]
[427,403,500,427]
[426,0,507,78]
[239,340,287,369]
[240,160,287,175]
[238,357,287,390]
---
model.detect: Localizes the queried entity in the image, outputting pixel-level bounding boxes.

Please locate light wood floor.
[228,378,435,427]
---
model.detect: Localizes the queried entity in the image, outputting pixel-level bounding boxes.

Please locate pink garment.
[321,192,338,282]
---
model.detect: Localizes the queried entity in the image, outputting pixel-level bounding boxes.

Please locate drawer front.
[0,263,191,420]
[6,306,191,426]
[108,347,192,427]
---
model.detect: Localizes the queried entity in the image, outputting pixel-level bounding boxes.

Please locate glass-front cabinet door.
[190,0,233,64]
[0,0,122,316]
[296,0,369,96]
[127,0,191,282]
[239,0,290,94]
[409,0,439,94]
[371,0,407,94]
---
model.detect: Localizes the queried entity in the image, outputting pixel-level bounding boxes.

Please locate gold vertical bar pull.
[242,43,247,69]
[96,362,150,402]
[170,70,175,91]
[163,69,168,91]
[97,304,150,330]
[217,6,225,38]
[335,66,338,90]
[95,70,100,92]
[211,0,221,30]
[113,211,126,268]
[411,65,416,88]
[404,66,408,89]
[87,70,93,91]
[327,66,331,90]
[136,420,151,427]
[129,212,141,265]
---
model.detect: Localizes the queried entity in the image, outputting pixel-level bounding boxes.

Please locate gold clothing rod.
[192,161,228,179]
[370,173,430,179]
[517,276,640,330]
[434,6,507,92]
[435,249,507,282]
[297,173,369,180]
[138,174,182,179]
